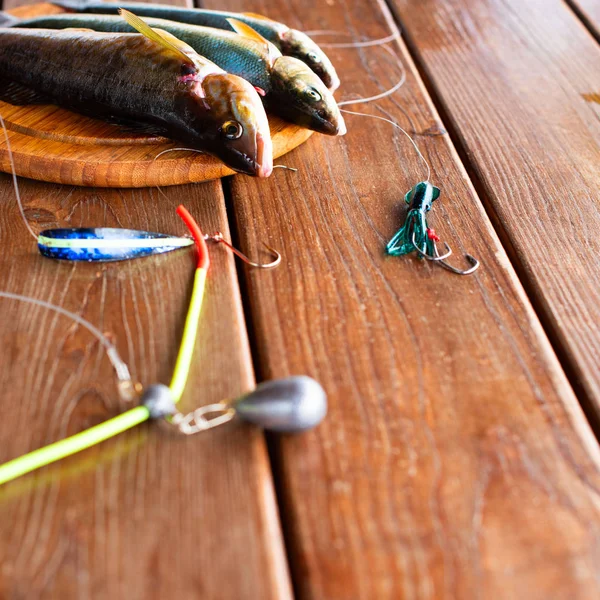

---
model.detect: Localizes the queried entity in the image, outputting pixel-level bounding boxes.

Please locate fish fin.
[0,11,18,26]
[119,9,197,65]
[242,12,277,22]
[431,186,440,201]
[226,18,277,67]
[0,80,51,106]
[583,92,600,105]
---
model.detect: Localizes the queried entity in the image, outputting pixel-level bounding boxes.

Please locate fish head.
[280,29,340,91]
[270,56,346,136]
[196,73,273,177]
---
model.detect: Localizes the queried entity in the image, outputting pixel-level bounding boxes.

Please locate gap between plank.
[187,1,301,594]
[384,0,600,438]
[563,0,600,44]
[219,174,303,600]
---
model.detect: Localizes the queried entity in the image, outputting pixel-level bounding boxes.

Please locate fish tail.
[0,11,18,26]
[51,0,90,12]
[386,209,434,257]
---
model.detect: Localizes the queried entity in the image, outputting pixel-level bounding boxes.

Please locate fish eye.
[221,120,243,140]
[305,87,322,102]
[307,51,321,63]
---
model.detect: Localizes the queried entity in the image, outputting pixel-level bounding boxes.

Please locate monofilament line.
[0,113,37,240]
[337,44,407,107]
[0,291,132,383]
[340,108,431,183]
[305,30,400,48]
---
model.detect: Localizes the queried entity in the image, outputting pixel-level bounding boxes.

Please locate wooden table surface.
[1,0,600,598]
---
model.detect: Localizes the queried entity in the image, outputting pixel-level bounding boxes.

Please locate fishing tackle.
[0,205,326,486]
[2,111,188,262]
[37,228,195,262]
[386,182,479,275]
[340,108,480,276]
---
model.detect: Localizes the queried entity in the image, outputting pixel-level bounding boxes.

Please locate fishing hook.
[411,232,452,261]
[204,232,281,269]
[411,236,452,261]
[436,252,480,276]
[411,233,479,276]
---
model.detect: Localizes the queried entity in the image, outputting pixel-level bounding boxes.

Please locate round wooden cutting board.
[0,3,314,187]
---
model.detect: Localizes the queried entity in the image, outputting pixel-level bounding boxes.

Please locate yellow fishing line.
[169,267,207,404]
[0,407,149,485]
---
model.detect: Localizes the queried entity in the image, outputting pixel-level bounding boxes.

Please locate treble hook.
[204,232,281,269]
[411,233,479,276]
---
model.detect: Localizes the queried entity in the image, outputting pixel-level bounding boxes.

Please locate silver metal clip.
[170,402,236,435]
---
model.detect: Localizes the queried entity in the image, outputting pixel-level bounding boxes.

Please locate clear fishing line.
[306,30,400,48]
[337,47,406,107]
[0,291,133,384]
[340,107,431,183]
[0,113,37,240]
[154,147,206,159]
[153,147,296,172]
[334,41,406,107]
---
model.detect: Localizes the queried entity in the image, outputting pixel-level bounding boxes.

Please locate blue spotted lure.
[37,227,193,262]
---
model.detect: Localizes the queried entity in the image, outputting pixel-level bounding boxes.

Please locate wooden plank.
[202,0,600,597]
[389,0,600,414]
[0,1,291,598]
[568,0,600,38]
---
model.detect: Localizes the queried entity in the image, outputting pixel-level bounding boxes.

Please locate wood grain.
[388,0,600,415]
[0,3,313,187]
[203,0,600,597]
[0,0,292,598]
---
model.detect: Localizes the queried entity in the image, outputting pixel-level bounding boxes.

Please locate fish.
[0,18,273,176]
[53,0,340,91]
[8,11,345,136]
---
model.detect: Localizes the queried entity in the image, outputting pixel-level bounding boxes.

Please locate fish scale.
[15,14,274,93]
[9,11,346,136]
[0,30,178,117]
[0,28,274,175]
[52,0,340,90]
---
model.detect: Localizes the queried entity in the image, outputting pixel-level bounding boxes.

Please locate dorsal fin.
[242,12,277,22]
[120,9,197,65]
[226,18,277,67]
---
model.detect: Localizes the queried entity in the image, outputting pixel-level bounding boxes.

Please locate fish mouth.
[328,74,341,92]
[256,131,273,178]
[314,112,347,136]
[227,143,273,178]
